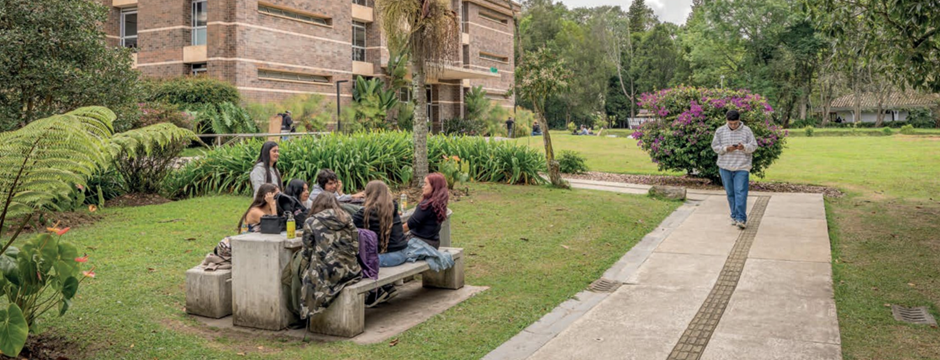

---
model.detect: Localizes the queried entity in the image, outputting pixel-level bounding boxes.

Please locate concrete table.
[230,232,302,331]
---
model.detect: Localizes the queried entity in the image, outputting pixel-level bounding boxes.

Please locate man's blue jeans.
[719,168,749,223]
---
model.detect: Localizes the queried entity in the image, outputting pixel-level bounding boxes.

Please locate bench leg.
[422,255,464,290]
[307,291,365,337]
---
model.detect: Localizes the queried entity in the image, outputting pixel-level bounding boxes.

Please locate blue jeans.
[719,168,749,223]
[378,249,408,267]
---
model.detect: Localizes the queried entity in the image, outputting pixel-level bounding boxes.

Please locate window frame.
[191,63,208,76]
[352,21,367,62]
[479,52,509,63]
[192,0,208,46]
[120,8,138,49]
[479,12,508,25]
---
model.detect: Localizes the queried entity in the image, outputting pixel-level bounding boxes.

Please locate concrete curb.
[482,201,700,360]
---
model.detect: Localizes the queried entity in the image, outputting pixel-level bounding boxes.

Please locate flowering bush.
[633,86,787,181]
[439,155,470,189]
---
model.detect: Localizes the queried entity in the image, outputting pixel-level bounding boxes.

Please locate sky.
[555,0,694,25]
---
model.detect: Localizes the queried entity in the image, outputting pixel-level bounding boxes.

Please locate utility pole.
[335,79,349,132]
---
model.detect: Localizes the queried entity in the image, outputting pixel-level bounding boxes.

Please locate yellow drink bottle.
[286,211,296,239]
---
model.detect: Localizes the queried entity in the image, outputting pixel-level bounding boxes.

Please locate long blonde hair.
[362,180,394,251]
[307,192,349,223]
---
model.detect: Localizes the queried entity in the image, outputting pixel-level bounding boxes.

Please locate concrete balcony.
[352,61,374,76]
[112,0,138,8]
[462,33,470,45]
[352,4,374,23]
[183,45,207,64]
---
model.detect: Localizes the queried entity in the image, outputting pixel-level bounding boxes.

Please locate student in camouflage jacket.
[300,193,362,318]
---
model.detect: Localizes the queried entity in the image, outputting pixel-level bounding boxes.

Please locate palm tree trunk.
[412,68,429,187]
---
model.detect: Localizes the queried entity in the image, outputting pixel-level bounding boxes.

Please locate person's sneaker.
[383,284,399,300]
[736,221,747,230]
[731,218,737,226]
[365,288,390,308]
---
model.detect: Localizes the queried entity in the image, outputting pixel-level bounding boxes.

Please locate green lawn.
[29,183,677,359]
[516,131,940,199]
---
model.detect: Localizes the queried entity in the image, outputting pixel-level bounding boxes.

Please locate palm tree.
[377,0,459,186]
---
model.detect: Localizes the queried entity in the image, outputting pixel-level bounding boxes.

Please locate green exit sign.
[490,67,498,73]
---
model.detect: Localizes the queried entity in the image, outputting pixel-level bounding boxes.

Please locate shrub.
[882,127,894,135]
[189,102,259,135]
[900,124,916,134]
[512,107,536,137]
[790,117,820,128]
[164,132,546,198]
[135,102,193,130]
[558,150,589,174]
[244,94,331,132]
[439,155,470,189]
[907,108,936,128]
[394,101,415,131]
[444,117,484,135]
[351,76,398,129]
[804,125,814,137]
[634,86,787,181]
[149,77,240,107]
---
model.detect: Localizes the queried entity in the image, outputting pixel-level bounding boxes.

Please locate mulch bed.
[6,210,103,235]
[0,334,75,360]
[104,193,171,207]
[565,172,844,198]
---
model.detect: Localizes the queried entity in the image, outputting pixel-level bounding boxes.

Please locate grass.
[517,131,940,200]
[26,183,677,359]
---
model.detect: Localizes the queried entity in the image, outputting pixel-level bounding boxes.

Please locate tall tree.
[377,0,459,186]
[0,0,143,131]
[634,23,684,93]
[517,47,573,188]
[628,0,656,33]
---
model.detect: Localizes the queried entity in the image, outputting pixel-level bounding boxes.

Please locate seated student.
[311,169,365,202]
[285,179,312,211]
[237,183,279,233]
[532,121,542,136]
[353,180,405,305]
[298,192,362,317]
[250,141,282,196]
[403,173,449,249]
[278,179,310,227]
[580,125,590,135]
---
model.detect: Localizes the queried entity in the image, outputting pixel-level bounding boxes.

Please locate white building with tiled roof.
[830,92,939,123]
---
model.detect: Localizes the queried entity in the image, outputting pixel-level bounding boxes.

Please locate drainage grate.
[589,278,622,293]
[892,305,938,325]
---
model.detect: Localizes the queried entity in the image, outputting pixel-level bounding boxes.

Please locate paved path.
[486,180,840,360]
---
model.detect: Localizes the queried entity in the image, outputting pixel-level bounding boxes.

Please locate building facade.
[829,92,939,123]
[100,0,517,130]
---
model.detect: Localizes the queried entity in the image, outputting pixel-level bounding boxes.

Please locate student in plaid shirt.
[711,110,758,229]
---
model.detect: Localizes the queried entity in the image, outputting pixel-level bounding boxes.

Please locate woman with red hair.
[403,173,449,249]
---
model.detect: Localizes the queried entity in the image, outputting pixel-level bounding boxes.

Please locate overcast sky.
[555,0,694,25]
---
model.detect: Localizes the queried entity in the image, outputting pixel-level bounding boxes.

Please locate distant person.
[580,125,589,135]
[710,110,757,230]
[279,110,294,140]
[531,121,541,136]
[835,116,843,124]
[285,179,312,209]
[505,117,515,138]
[311,169,365,202]
[250,141,282,196]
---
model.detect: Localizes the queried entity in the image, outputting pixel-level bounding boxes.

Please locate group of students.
[234,141,453,314]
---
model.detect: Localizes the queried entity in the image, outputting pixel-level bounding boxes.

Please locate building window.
[120,8,138,48]
[259,3,332,27]
[352,0,368,6]
[352,21,367,62]
[259,69,331,84]
[192,0,207,46]
[479,52,509,63]
[399,87,412,102]
[191,63,208,76]
[480,12,508,25]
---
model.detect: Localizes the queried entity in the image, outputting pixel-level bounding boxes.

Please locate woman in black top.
[403,173,449,249]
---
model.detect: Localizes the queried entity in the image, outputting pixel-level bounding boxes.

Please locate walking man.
[711,110,757,229]
[505,117,515,138]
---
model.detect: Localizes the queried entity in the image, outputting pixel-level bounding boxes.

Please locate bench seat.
[307,247,464,337]
[185,266,232,319]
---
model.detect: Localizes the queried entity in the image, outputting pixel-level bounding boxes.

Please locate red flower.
[75,255,89,263]
[57,227,71,236]
[82,271,96,278]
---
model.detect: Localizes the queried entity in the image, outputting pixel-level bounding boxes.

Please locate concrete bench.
[308,247,464,337]
[185,266,232,319]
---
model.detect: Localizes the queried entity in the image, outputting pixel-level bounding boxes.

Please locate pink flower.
[82,271,96,278]
[75,255,89,263]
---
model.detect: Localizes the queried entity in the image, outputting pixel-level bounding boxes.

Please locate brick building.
[100,0,517,129]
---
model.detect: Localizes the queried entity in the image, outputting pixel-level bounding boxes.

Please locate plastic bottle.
[400,194,408,215]
[286,211,296,239]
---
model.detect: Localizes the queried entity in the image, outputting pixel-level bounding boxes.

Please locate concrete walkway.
[486,180,840,360]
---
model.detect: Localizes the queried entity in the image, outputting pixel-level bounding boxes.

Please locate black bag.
[260,215,281,234]
[276,194,308,230]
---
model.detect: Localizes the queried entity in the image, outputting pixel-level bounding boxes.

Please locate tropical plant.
[438,155,470,189]
[164,132,546,198]
[377,0,460,186]
[395,102,416,131]
[110,124,198,194]
[465,86,492,125]
[558,150,589,174]
[244,94,332,132]
[633,86,787,181]
[352,76,399,129]
[517,46,574,188]
[189,102,260,135]
[0,0,143,133]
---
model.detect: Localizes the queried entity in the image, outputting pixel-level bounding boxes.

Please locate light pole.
[720,75,725,89]
[335,79,349,133]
